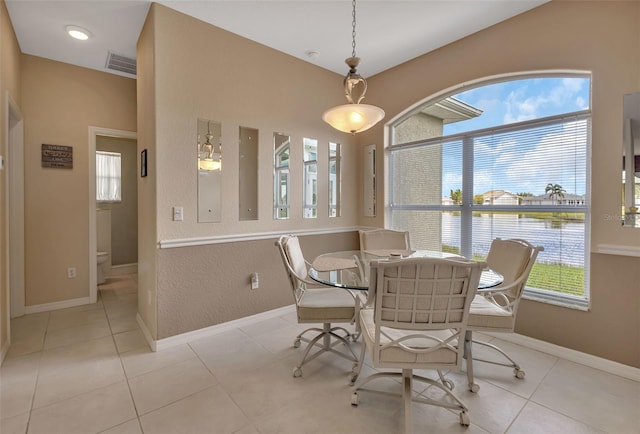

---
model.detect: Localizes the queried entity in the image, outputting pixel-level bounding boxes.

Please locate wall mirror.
[622,92,640,228]
[239,126,258,220]
[303,137,318,218]
[197,119,222,223]
[363,144,376,217]
[329,142,341,217]
[274,132,290,219]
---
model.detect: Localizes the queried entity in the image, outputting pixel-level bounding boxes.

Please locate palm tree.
[545,183,566,203]
[450,188,462,205]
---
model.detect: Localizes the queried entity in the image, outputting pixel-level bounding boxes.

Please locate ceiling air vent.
[106,51,136,76]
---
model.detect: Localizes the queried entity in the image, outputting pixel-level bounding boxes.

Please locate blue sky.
[439,77,590,197]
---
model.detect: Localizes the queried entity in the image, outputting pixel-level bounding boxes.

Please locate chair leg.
[463,330,480,392]
[350,336,367,385]
[293,323,358,378]
[463,331,525,391]
[402,369,413,434]
[471,338,525,379]
[352,370,470,429]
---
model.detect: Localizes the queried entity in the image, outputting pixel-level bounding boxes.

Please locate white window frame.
[387,74,591,309]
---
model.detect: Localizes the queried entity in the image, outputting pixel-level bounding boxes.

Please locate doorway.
[89,127,137,303]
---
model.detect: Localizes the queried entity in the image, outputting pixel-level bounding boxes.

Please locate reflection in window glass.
[273,133,290,219]
[329,142,341,217]
[303,137,318,218]
[96,151,122,202]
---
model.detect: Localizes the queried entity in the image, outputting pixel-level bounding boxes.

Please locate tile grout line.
[100,285,147,433]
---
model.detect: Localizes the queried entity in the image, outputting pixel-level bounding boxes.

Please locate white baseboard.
[24,296,93,314]
[136,306,639,382]
[136,313,156,351]
[485,331,640,382]
[138,305,296,352]
[109,263,138,276]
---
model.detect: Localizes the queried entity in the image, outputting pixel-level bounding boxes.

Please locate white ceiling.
[5,0,548,79]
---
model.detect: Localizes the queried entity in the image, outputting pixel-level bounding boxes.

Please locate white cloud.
[503,78,587,124]
[503,120,587,194]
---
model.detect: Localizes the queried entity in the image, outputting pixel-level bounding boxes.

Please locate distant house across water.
[481,190,519,205]
[522,193,586,206]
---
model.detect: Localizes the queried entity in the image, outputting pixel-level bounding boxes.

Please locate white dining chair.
[351,256,485,433]
[464,238,544,392]
[359,228,411,253]
[276,235,359,378]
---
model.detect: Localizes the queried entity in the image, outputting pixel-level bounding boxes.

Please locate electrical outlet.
[67,267,77,278]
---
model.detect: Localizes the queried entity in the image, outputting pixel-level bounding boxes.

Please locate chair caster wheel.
[293,367,302,378]
[350,392,359,406]
[293,339,301,348]
[459,412,470,426]
[514,368,525,379]
[469,383,480,393]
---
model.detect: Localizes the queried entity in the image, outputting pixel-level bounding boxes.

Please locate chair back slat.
[372,258,484,332]
[359,229,411,251]
[366,257,485,368]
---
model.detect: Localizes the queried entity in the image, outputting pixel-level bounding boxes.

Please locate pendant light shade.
[323,0,384,134]
[322,103,385,135]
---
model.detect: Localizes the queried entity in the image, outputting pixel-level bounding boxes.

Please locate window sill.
[522,288,589,312]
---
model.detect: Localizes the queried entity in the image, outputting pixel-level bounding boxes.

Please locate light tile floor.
[1,274,638,434]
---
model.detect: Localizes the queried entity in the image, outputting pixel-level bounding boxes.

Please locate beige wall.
[136,5,158,339]
[157,232,359,339]
[21,56,136,306]
[151,4,358,241]
[138,4,359,339]
[0,0,22,360]
[359,0,640,366]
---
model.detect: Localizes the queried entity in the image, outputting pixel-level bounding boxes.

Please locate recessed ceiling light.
[66,25,91,41]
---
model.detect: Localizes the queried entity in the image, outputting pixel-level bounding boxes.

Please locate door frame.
[7,92,25,320]
[88,126,137,303]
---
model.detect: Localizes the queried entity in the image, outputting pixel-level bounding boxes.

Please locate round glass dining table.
[308,249,503,291]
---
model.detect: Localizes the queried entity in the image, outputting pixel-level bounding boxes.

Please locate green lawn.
[441,244,585,297]
[528,262,584,297]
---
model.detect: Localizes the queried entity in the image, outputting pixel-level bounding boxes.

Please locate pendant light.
[198,121,222,172]
[322,0,385,135]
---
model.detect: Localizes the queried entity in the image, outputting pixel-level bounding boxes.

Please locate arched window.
[388,73,591,307]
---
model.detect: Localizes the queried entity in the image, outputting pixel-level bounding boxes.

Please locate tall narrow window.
[389,75,591,308]
[329,142,341,217]
[96,151,121,202]
[274,133,290,219]
[303,137,318,218]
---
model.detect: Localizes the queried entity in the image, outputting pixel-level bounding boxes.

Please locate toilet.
[97,252,109,284]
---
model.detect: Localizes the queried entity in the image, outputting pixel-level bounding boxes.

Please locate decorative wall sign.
[141,149,148,177]
[41,144,73,169]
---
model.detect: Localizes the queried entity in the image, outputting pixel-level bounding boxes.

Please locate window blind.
[96,151,122,202]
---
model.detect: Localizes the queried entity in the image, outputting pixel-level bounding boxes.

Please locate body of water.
[441,213,586,267]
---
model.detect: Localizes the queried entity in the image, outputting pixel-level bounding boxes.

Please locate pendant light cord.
[351,0,357,58]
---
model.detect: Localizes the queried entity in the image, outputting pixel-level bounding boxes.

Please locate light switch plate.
[173,206,184,221]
